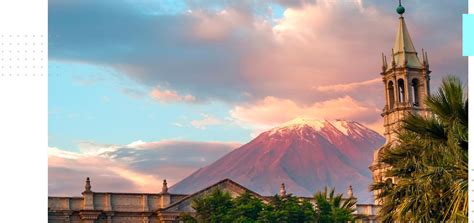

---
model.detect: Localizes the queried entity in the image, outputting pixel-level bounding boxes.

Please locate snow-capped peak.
[267,118,324,136]
[269,118,354,135]
[171,117,385,203]
[280,118,326,130]
[330,119,349,135]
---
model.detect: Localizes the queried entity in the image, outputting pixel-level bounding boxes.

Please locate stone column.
[404,76,409,105]
[393,77,399,105]
[143,195,149,211]
[142,195,150,223]
[160,193,170,208]
[105,193,112,212]
[407,76,414,105]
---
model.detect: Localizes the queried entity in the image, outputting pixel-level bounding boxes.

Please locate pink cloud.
[192,9,254,41]
[51,0,466,108]
[149,86,196,103]
[49,149,158,196]
[48,140,240,196]
[237,2,395,101]
[230,95,382,133]
[314,78,380,93]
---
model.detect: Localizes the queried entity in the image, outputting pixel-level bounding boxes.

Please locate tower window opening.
[411,79,420,106]
[388,81,395,109]
[397,79,405,103]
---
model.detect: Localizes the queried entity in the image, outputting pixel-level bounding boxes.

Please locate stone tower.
[369,1,431,205]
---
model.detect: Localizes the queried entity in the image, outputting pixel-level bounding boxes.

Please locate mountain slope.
[170,118,385,202]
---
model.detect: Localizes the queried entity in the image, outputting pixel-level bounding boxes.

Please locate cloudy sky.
[48,0,467,196]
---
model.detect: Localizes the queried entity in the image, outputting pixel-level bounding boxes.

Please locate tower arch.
[387,81,395,109]
[397,79,405,103]
[411,78,420,106]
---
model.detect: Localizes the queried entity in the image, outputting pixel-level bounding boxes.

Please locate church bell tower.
[369,1,431,204]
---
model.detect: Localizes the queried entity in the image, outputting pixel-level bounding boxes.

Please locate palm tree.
[371,76,468,222]
[314,187,357,222]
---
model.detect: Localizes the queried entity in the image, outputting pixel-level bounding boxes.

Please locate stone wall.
[48,192,185,223]
[49,179,381,223]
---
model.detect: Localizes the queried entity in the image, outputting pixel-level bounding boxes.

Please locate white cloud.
[48,147,82,160]
[173,123,184,127]
[76,141,119,156]
[230,95,382,135]
[191,114,224,129]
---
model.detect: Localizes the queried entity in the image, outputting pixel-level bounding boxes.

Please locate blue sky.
[49,61,251,151]
[48,0,298,151]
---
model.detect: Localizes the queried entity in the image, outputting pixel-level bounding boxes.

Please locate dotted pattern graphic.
[0,34,47,77]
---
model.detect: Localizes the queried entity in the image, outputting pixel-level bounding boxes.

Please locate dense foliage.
[181,188,356,223]
[371,76,468,222]
[314,187,356,222]
[257,194,316,223]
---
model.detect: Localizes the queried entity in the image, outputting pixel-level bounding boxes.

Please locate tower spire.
[390,1,423,69]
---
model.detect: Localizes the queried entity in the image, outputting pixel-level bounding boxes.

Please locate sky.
[48,0,467,196]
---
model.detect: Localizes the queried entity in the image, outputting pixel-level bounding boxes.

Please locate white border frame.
[0,0,48,222]
[0,1,471,222]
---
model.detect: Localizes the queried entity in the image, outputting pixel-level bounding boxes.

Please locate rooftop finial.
[162,179,168,193]
[279,183,286,197]
[391,48,396,67]
[397,0,405,15]
[424,50,430,69]
[347,185,353,198]
[422,48,426,65]
[84,177,92,193]
[382,53,387,71]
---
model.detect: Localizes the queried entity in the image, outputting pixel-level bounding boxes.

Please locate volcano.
[170,118,385,203]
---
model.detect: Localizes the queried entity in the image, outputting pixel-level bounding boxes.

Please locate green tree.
[371,76,468,222]
[258,194,316,223]
[314,187,356,223]
[182,188,357,223]
[229,192,264,223]
[184,189,234,223]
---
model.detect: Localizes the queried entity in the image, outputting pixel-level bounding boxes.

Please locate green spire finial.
[397,0,405,15]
